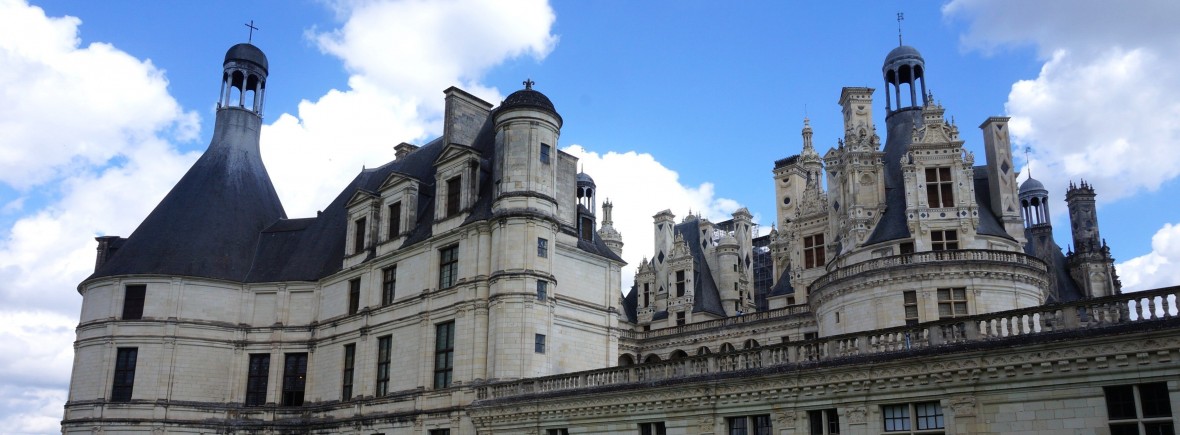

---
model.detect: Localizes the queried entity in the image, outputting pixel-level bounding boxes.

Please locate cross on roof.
[523,78,535,90]
[245,20,259,43]
[897,12,904,46]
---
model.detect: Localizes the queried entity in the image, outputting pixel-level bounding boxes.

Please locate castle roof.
[224,43,268,73]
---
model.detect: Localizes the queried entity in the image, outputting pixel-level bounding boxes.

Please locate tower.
[882,44,927,114]
[598,199,624,257]
[980,117,1026,244]
[826,87,886,253]
[577,172,597,241]
[1065,181,1121,297]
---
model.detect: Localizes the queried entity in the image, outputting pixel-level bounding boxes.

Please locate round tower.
[718,232,741,316]
[492,80,562,213]
[882,45,927,115]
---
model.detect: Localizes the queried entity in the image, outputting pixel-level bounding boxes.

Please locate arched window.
[618,354,635,367]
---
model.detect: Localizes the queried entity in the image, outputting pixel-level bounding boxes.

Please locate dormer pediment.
[434,142,481,167]
[379,171,417,192]
[345,189,379,209]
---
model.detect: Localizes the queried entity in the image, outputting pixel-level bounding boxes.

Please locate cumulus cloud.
[1118,222,1180,292]
[263,0,557,217]
[563,145,749,290]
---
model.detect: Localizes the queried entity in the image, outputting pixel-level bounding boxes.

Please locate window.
[434,322,455,388]
[348,278,361,315]
[900,242,915,255]
[538,237,548,258]
[809,408,841,434]
[121,284,146,320]
[639,422,667,435]
[245,354,269,406]
[388,201,402,238]
[643,283,650,307]
[446,176,461,217]
[281,353,307,406]
[925,167,954,208]
[429,430,451,435]
[1105,382,1174,435]
[376,335,391,396]
[535,333,546,353]
[728,414,772,435]
[381,266,396,306]
[341,344,355,401]
[676,311,686,326]
[110,347,137,402]
[882,402,944,433]
[537,280,548,301]
[804,234,826,268]
[937,288,968,319]
[904,291,919,326]
[930,230,958,251]
[353,217,367,254]
[580,216,594,241]
[547,430,569,435]
[439,245,459,289]
[675,270,686,297]
[540,143,551,164]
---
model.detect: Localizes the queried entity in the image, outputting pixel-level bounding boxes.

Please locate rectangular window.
[639,422,667,435]
[439,245,459,288]
[675,270,686,297]
[900,242,915,255]
[429,430,450,435]
[538,237,548,258]
[904,290,919,326]
[925,167,954,208]
[676,311,686,326]
[376,335,391,396]
[540,143,551,164]
[446,176,462,217]
[547,430,569,435]
[381,265,396,306]
[434,322,455,388]
[348,278,361,315]
[535,333,546,353]
[122,284,146,320]
[937,288,968,319]
[809,408,840,434]
[1105,382,1174,435]
[341,344,355,401]
[110,347,137,402]
[883,402,944,433]
[804,234,826,269]
[281,353,307,406]
[354,217,367,254]
[930,230,958,251]
[537,280,548,301]
[245,353,269,406]
[388,201,402,238]
[643,283,650,307]
[728,414,772,435]
[580,216,594,241]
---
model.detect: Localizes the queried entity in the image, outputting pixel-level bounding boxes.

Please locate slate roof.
[768,268,795,296]
[674,219,727,317]
[621,283,638,324]
[1024,227,1084,303]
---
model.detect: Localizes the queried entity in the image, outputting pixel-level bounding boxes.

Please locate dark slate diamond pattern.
[658,251,665,263]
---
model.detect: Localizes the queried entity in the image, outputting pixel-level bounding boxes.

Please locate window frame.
[341,343,355,401]
[1105,382,1175,435]
[538,237,549,258]
[387,201,402,239]
[376,335,391,396]
[903,290,919,326]
[537,280,548,301]
[434,321,455,389]
[930,230,959,251]
[936,288,968,319]
[882,401,944,433]
[639,422,667,435]
[381,265,397,306]
[439,245,459,289]
[808,408,841,435]
[446,176,462,217]
[245,353,270,406]
[348,278,361,315]
[540,143,551,164]
[281,352,308,407]
[353,216,368,254]
[675,270,686,297]
[727,414,772,435]
[925,167,954,208]
[122,284,146,320]
[804,234,826,269]
[535,333,546,354]
[110,347,138,402]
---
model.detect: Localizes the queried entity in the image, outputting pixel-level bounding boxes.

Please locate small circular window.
[782,196,791,205]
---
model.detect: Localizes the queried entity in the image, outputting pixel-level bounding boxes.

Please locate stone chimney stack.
[394,142,419,159]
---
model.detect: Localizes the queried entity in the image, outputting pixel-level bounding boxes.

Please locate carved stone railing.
[478,286,1179,402]
[809,249,1048,294]
[620,304,812,341]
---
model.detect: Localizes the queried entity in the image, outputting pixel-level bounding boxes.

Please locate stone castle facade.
[63,41,1177,435]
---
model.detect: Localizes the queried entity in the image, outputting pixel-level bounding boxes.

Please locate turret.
[1065,181,1121,297]
[717,231,741,316]
[882,45,927,116]
[652,210,676,312]
[492,80,562,215]
[598,199,624,257]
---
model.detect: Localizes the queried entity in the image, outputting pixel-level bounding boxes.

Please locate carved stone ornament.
[950,395,977,417]
[698,415,715,432]
[775,409,798,428]
[845,406,867,424]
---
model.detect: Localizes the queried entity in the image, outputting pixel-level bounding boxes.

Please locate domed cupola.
[882,44,927,115]
[1019,176,1051,228]
[576,171,597,241]
[500,79,563,127]
[220,43,269,115]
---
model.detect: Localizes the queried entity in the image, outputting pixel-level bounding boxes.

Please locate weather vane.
[523,78,535,90]
[897,12,904,46]
[245,20,259,43]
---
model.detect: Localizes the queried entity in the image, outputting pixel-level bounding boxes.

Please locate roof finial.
[897,12,904,47]
[1024,145,1032,178]
[245,20,259,43]
[523,78,535,90]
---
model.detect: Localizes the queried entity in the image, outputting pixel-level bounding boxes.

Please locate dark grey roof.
[884,45,924,67]
[1019,177,1047,195]
[90,109,286,282]
[972,166,1015,240]
[621,283,638,324]
[501,88,562,126]
[769,268,794,296]
[864,108,922,245]
[576,172,595,186]
[1024,226,1084,303]
[673,219,727,317]
[224,43,268,73]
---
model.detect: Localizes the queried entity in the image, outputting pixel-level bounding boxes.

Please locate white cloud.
[1117,222,1180,292]
[562,145,751,291]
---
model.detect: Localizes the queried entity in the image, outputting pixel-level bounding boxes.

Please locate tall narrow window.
[639,422,667,435]
[434,322,455,388]
[809,409,841,434]
[353,217,367,254]
[381,266,396,306]
[804,234,826,268]
[122,284,146,320]
[903,291,919,326]
[348,278,361,315]
[536,280,548,301]
[535,333,546,353]
[245,354,269,406]
[676,311,686,326]
[1105,382,1174,434]
[446,176,461,217]
[925,167,954,208]
[537,237,548,258]
[376,335,391,396]
[930,230,958,251]
[643,283,650,307]
[580,216,594,241]
[675,270,686,297]
[281,353,307,406]
[388,201,402,238]
[341,344,355,401]
[937,287,968,319]
[110,347,137,402]
[540,143,551,164]
[439,245,459,288]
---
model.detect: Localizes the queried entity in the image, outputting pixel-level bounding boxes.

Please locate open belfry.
[65,35,1176,435]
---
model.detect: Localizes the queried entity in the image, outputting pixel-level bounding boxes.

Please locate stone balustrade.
[478,286,1179,402]
[619,304,812,341]
[809,249,1047,293]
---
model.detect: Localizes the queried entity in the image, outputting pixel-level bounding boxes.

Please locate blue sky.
[2,0,1179,432]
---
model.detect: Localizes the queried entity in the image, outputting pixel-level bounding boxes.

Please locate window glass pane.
[1142,422,1174,435]
[122,285,146,320]
[1109,423,1140,435]
[1139,382,1173,418]
[915,402,944,429]
[1105,385,1138,420]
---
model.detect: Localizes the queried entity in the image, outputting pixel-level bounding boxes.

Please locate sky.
[1,0,1179,432]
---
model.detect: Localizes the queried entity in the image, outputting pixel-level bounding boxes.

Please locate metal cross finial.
[897,12,904,46]
[1025,146,1032,178]
[523,78,535,90]
[245,20,259,43]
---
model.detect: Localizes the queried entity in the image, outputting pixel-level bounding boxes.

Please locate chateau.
[63,39,1179,435]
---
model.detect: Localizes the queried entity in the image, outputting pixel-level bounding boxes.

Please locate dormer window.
[925,167,954,208]
[675,270,686,297]
[387,201,402,239]
[446,176,462,217]
[353,217,367,255]
[931,230,958,251]
[580,216,594,241]
[804,234,825,268]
